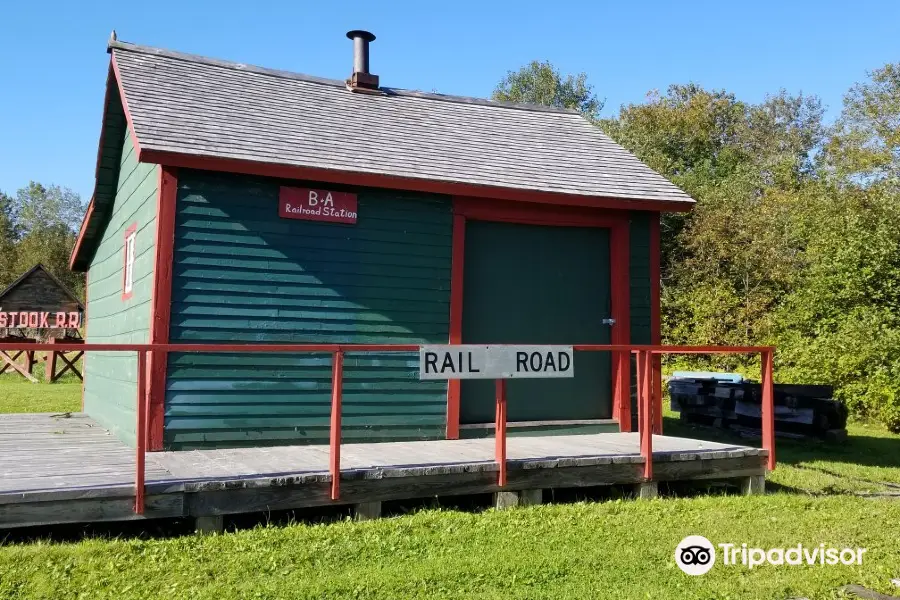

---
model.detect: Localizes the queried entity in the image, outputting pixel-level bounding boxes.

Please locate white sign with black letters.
[419,345,574,380]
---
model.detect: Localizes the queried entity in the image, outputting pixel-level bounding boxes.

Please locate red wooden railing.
[576,345,777,479]
[0,342,775,514]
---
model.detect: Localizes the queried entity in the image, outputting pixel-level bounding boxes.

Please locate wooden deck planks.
[0,413,767,528]
[0,413,171,494]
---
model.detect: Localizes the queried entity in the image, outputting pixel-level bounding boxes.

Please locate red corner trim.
[446,214,466,439]
[121,223,137,301]
[147,166,178,451]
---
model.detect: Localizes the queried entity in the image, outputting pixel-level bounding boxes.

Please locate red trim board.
[110,53,142,160]
[70,57,140,270]
[147,166,178,451]
[446,197,631,436]
[69,61,117,270]
[445,214,466,439]
[140,149,694,215]
[69,198,95,270]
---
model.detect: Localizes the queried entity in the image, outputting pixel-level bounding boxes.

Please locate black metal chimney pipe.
[346,30,379,90]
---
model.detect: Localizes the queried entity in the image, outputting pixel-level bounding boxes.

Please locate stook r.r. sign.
[419,345,574,380]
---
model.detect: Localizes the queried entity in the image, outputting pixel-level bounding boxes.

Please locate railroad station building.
[69,31,694,451]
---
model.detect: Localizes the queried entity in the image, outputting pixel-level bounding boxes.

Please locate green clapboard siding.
[628,211,654,417]
[630,212,653,344]
[165,170,452,449]
[83,129,158,447]
[460,221,612,424]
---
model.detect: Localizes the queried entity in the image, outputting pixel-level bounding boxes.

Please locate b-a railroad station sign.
[419,345,574,379]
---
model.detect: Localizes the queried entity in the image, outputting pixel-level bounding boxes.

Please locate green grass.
[1,383,899,598]
[0,378,81,413]
[663,410,900,497]
[0,355,84,414]
[1,496,899,599]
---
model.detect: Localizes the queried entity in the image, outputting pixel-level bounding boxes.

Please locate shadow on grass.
[662,415,900,472]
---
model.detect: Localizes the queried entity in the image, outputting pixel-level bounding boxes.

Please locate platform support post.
[494,489,542,509]
[329,351,344,501]
[353,501,382,521]
[741,475,765,496]
[635,481,658,499]
[195,515,224,534]
[495,379,507,487]
[45,339,57,381]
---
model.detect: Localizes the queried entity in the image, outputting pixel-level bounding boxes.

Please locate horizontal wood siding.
[165,170,452,449]
[629,212,652,345]
[628,212,653,417]
[83,130,157,447]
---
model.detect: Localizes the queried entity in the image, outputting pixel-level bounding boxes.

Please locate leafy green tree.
[599,86,824,365]
[824,62,900,186]
[12,182,84,236]
[775,184,900,431]
[492,60,604,119]
[0,191,18,288]
[6,182,85,298]
[489,62,900,430]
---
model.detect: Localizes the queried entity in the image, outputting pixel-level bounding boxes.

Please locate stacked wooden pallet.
[669,373,848,441]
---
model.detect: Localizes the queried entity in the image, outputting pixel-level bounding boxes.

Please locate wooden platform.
[0,413,768,529]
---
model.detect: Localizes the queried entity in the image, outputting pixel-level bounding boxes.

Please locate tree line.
[0,183,85,298]
[495,61,900,431]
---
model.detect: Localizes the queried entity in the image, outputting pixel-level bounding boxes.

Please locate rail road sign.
[419,345,574,380]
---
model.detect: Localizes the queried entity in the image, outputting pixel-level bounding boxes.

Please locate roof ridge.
[108,39,582,116]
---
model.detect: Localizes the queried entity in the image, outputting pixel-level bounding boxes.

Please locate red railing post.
[611,350,621,425]
[617,350,632,432]
[638,350,653,480]
[329,350,344,501]
[495,379,507,487]
[761,349,776,471]
[652,353,663,435]
[134,350,147,514]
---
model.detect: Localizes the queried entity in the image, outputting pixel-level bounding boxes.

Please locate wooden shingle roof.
[71,38,695,270]
[112,40,693,204]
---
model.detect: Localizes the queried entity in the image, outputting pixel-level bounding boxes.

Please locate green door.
[460,221,612,424]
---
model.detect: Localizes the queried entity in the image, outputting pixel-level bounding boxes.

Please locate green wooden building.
[69,31,694,451]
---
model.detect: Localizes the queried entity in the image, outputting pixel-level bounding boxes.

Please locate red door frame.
[446,197,632,439]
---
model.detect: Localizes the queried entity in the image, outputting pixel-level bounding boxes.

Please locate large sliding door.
[460,220,612,424]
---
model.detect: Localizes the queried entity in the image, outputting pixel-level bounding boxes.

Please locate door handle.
[602,318,616,326]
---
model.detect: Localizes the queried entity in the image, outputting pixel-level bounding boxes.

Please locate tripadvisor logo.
[675,536,716,575]
[675,536,867,576]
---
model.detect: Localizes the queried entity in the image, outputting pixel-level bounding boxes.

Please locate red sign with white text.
[278,187,358,224]
[0,311,81,329]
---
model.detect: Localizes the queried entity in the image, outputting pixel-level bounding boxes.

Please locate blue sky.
[1,0,897,202]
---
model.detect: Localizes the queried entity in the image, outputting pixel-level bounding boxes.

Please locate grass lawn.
[1,496,899,599]
[0,377,81,413]
[1,381,899,598]
[664,409,900,498]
